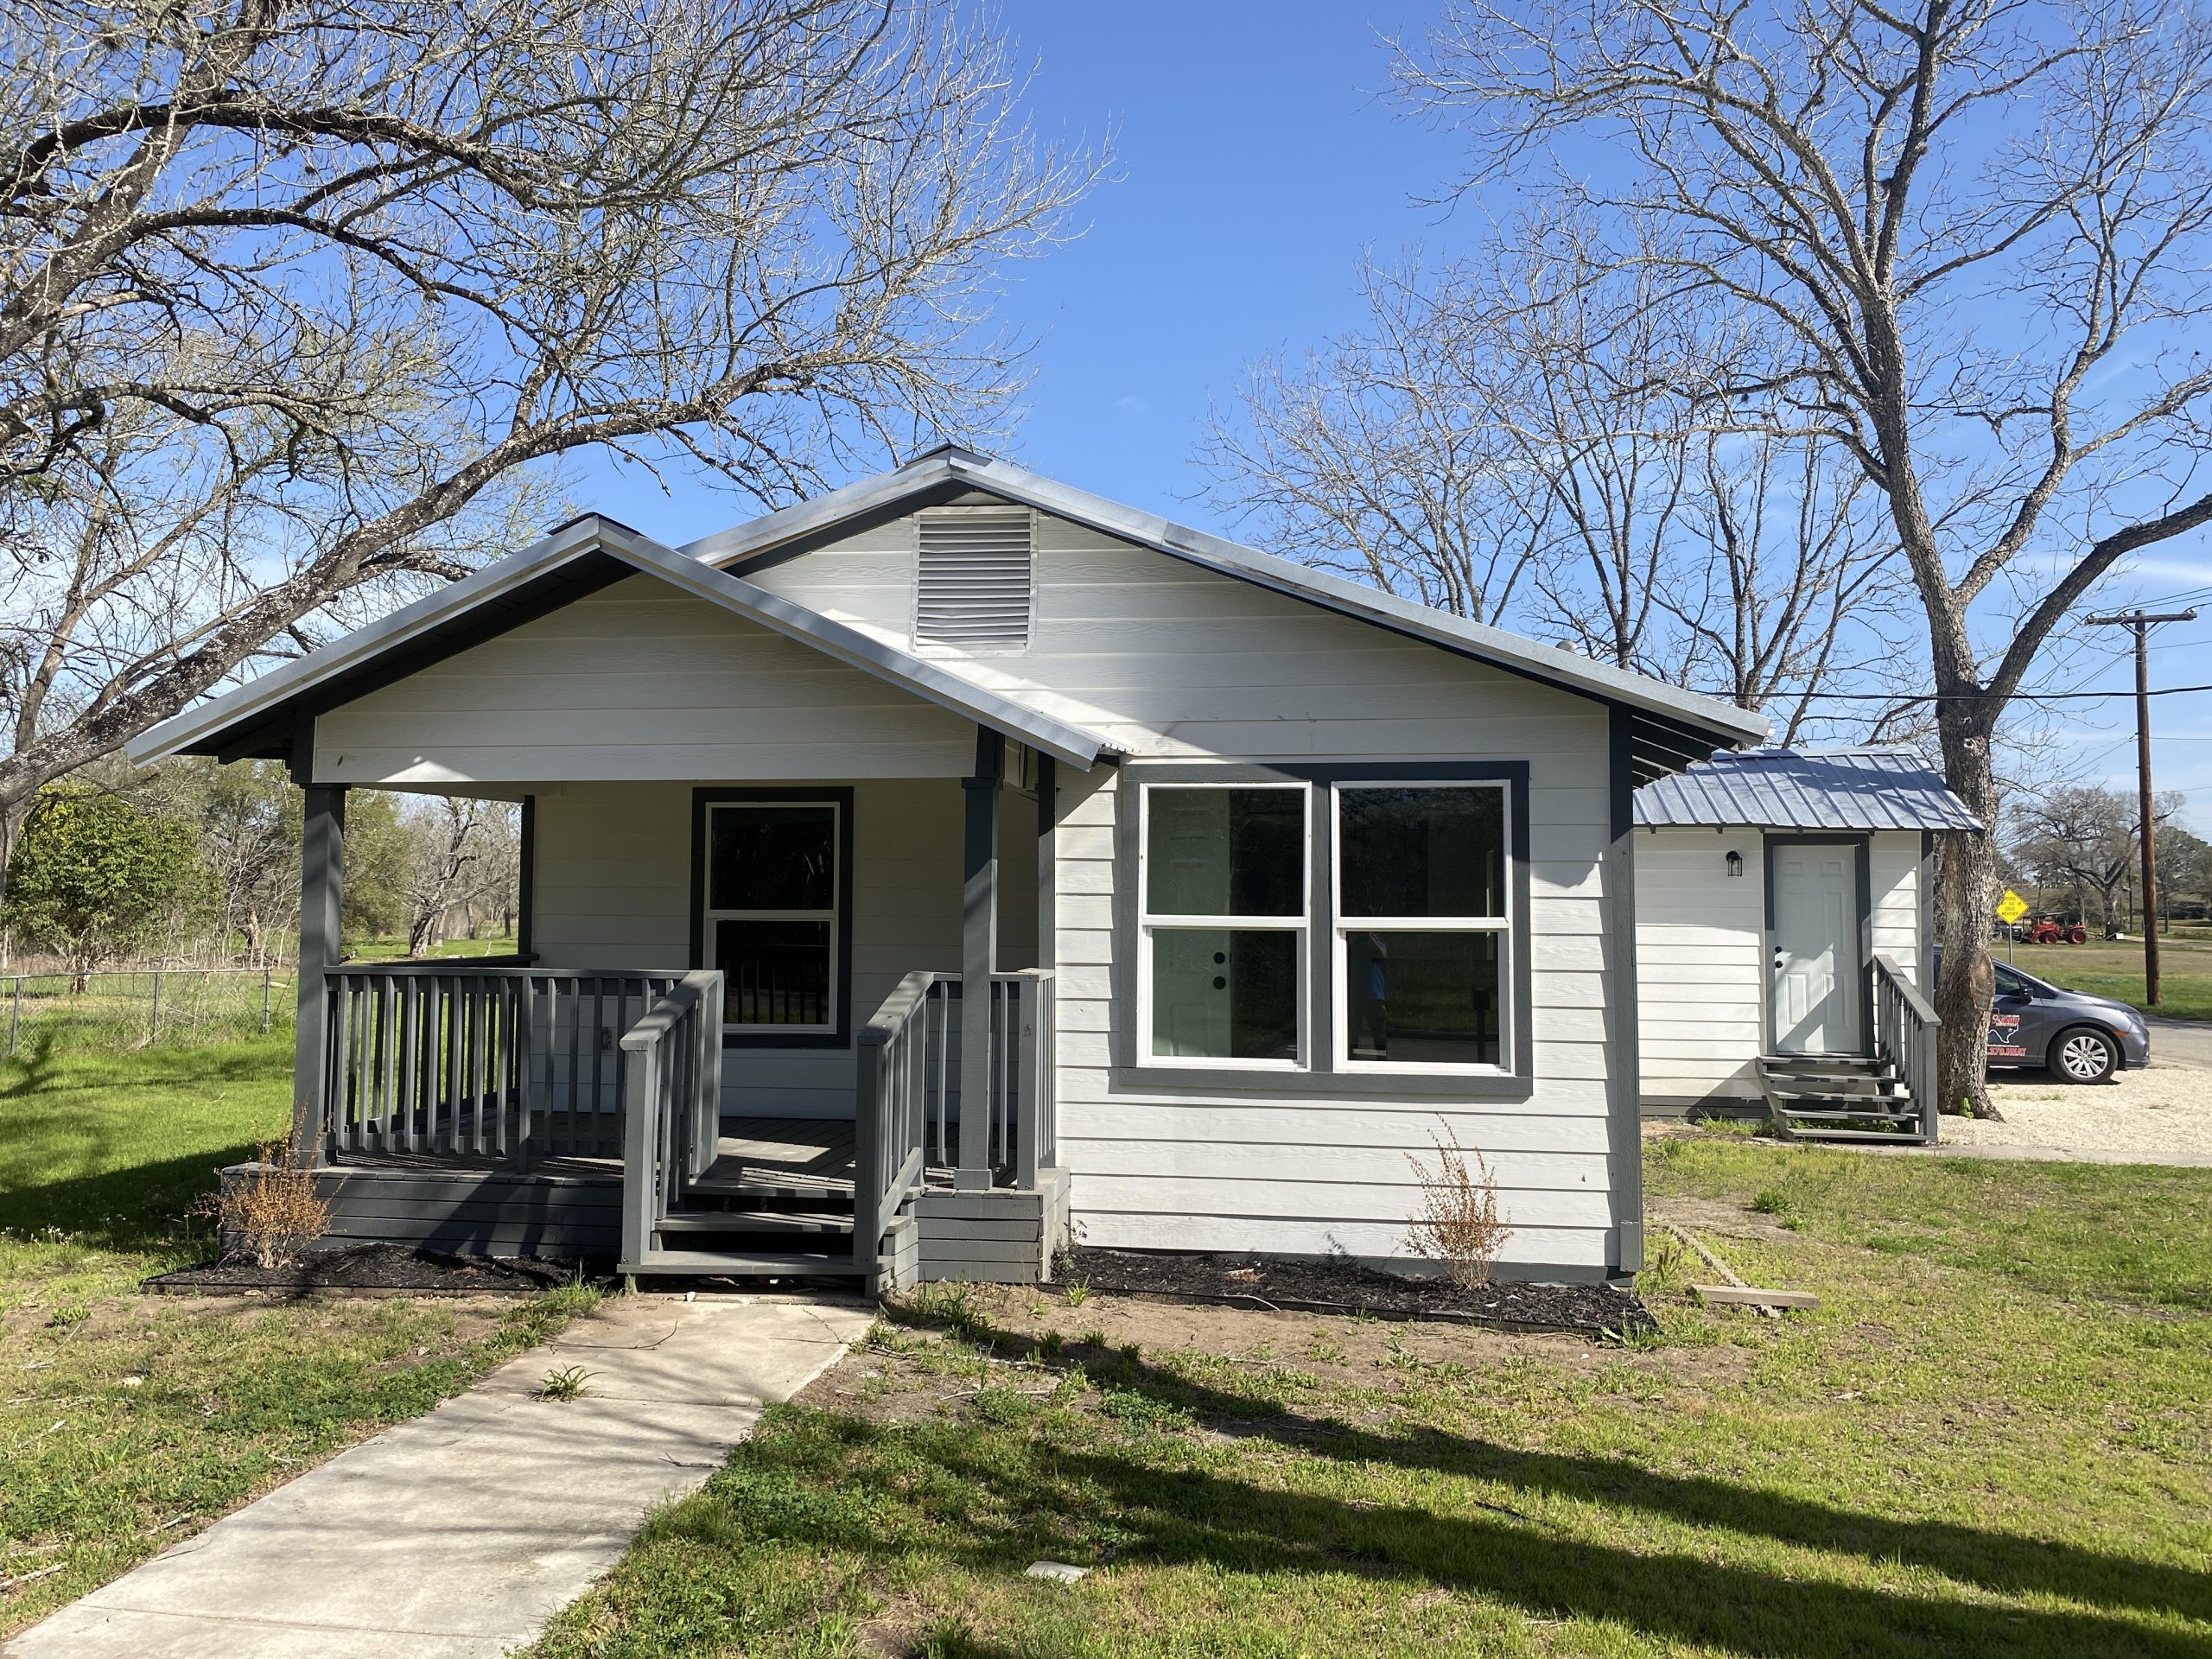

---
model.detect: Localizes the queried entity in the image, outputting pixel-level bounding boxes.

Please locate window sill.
[1109,1062,1535,1100]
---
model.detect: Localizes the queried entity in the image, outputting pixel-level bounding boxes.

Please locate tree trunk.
[1933,706,2001,1120]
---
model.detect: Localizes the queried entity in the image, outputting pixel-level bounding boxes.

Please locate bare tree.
[1668,430,1906,744]
[403,798,486,957]
[0,0,1095,875]
[1198,261,1543,624]
[1399,0,2212,1114]
[2011,785,2139,932]
[1203,228,1907,723]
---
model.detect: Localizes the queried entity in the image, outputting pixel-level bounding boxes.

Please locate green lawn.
[534,1140,2212,1659]
[0,1039,595,1635]
[2010,937,2212,1020]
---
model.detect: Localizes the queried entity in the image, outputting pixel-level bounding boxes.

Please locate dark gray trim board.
[1605,706,1643,1275]
[1763,834,1874,1056]
[1109,760,1535,1099]
[516,794,537,962]
[689,786,857,1051]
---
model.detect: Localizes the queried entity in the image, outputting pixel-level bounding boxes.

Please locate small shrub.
[537,1364,592,1401]
[47,1303,89,1328]
[1036,1330,1065,1358]
[203,1138,332,1269]
[1062,1279,1091,1308]
[1751,1189,1796,1217]
[1403,1120,1511,1288]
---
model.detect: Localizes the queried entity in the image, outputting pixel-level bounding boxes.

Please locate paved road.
[2145,1015,2212,1071]
[3,1292,874,1659]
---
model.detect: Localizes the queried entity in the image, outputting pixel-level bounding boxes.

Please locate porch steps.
[621,1247,866,1277]
[652,1208,853,1237]
[1758,1054,1925,1142]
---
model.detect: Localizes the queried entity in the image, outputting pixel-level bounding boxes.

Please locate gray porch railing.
[852,969,1058,1272]
[322,967,688,1163]
[1872,954,1940,1143]
[618,971,726,1269]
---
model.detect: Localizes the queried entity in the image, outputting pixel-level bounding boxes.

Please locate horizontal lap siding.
[1869,832,1924,988]
[1636,830,1766,1102]
[532,779,963,1118]
[315,577,978,784]
[747,514,1621,1274]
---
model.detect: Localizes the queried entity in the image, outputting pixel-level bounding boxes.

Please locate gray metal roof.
[1634,747,1980,832]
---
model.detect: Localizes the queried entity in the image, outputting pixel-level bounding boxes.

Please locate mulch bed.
[144,1243,607,1298]
[1065,1248,1653,1336]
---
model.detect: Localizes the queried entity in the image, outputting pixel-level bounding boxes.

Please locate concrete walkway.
[3,1292,874,1659]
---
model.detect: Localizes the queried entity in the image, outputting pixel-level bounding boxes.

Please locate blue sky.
[571,1,2212,835]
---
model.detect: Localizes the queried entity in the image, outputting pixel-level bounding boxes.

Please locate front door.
[1770,842,1864,1054]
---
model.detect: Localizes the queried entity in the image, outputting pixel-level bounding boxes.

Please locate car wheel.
[2050,1027,2118,1084]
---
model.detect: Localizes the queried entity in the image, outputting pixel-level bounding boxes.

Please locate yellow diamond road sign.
[1996,889,2030,925]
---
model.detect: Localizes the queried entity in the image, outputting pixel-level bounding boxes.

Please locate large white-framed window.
[1136,782,1308,1067]
[1332,782,1510,1071]
[702,799,842,1034]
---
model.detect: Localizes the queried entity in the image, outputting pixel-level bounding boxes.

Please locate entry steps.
[1757,1053,1933,1144]
[634,1169,866,1278]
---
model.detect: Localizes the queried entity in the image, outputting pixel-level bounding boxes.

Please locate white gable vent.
[914,506,1033,652]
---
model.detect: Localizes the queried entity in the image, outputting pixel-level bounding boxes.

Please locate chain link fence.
[2,969,296,1057]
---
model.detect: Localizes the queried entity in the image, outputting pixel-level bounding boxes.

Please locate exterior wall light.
[1726,849,1745,879]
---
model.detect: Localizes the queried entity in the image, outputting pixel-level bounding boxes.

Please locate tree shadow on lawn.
[0,1032,281,1252]
[843,1307,2210,1655]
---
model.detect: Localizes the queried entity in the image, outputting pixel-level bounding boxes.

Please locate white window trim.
[1330,779,1514,1077]
[702,798,842,1036]
[1135,780,1311,1071]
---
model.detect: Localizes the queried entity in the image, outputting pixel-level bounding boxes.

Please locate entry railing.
[617,971,725,1268]
[1872,954,1940,1144]
[321,966,688,1163]
[852,968,1059,1270]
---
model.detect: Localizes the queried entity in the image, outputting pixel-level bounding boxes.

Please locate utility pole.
[2086,607,2197,1007]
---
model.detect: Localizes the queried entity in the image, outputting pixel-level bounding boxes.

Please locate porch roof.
[127,517,1127,772]
[1634,747,1981,832]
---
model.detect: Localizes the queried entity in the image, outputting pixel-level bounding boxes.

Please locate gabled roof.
[1634,747,1980,832]
[684,445,1770,777]
[127,516,1124,772]
[132,448,1770,782]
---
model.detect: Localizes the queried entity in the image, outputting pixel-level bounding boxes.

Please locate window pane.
[716,918,832,1025]
[1151,928,1299,1060]
[1344,930,1501,1065]
[1146,788,1304,917]
[1339,787,1503,918]
[710,806,834,911]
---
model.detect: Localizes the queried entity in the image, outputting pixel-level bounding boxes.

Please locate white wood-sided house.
[1633,748,1977,1141]
[132,447,1776,1290]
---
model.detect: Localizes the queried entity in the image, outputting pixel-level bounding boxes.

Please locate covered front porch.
[287,735,1071,1292]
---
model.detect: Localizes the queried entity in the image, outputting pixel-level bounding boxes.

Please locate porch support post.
[1034,753,1057,970]
[293,781,347,1166]
[958,728,1003,1189]
[1603,708,1643,1275]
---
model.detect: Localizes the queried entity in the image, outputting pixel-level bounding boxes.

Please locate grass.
[531,1141,2212,1658]
[0,1037,599,1633]
[2010,936,2212,1020]
[347,931,519,963]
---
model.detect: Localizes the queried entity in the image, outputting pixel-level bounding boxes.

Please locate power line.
[1790,682,2212,704]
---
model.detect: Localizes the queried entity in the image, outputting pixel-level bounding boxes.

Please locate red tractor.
[2020,916,2088,944]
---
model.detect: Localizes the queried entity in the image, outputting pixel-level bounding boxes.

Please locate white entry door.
[1770,845,1864,1054]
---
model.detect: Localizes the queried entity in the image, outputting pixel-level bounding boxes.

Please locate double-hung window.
[1138,785,1306,1065]
[1125,767,1522,1085]
[1333,784,1509,1070]
[702,801,840,1033]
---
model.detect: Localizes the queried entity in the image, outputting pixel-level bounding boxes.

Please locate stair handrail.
[855,970,938,1286]
[617,969,722,1272]
[1871,954,1941,1144]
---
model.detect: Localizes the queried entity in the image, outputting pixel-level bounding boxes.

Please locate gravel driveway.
[1942,1040,2212,1163]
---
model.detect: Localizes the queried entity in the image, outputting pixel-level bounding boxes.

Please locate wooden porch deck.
[327,1115,867,1196]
